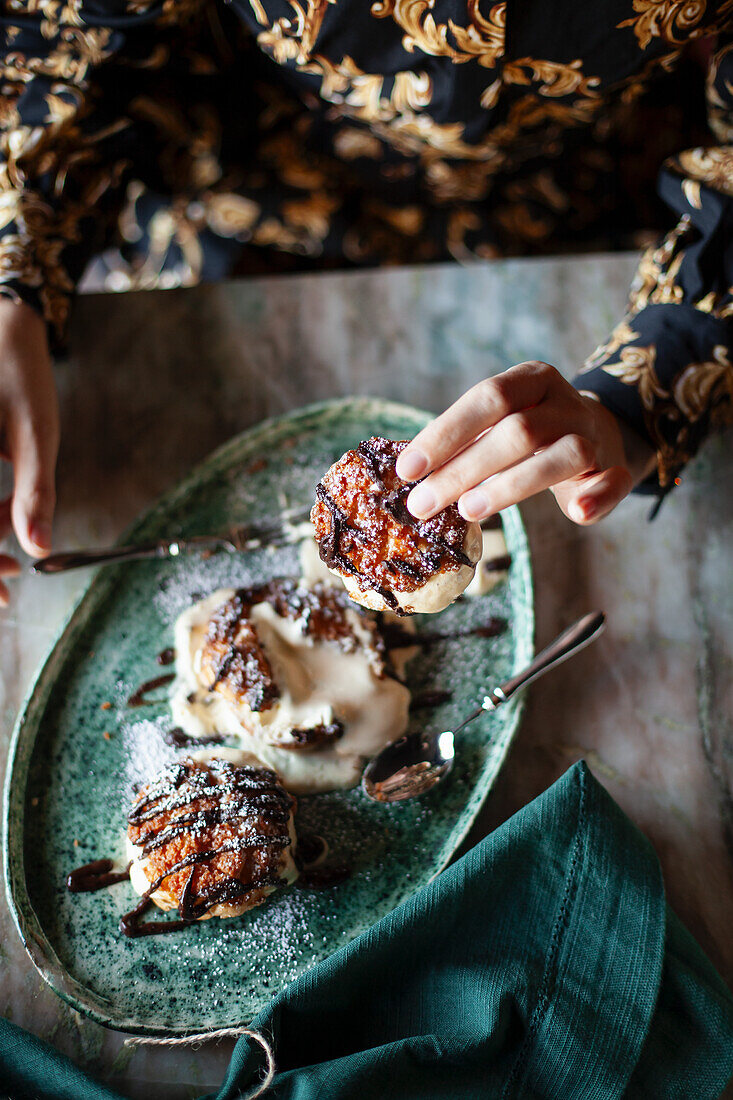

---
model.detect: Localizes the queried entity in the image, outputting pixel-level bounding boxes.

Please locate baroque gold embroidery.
[255,8,437,130]
[446,207,481,261]
[618,0,707,50]
[371,0,505,69]
[444,0,505,68]
[502,58,601,99]
[581,319,641,372]
[6,0,84,33]
[248,0,270,26]
[254,5,509,162]
[265,0,337,64]
[0,232,43,285]
[333,127,384,158]
[673,146,733,197]
[706,42,733,142]
[601,343,668,410]
[4,29,115,87]
[302,55,432,122]
[494,201,553,242]
[280,191,340,240]
[617,49,681,105]
[204,193,261,238]
[681,178,702,207]
[489,92,603,149]
[503,169,569,211]
[425,159,493,202]
[299,0,336,62]
[628,215,692,313]
[673,345,733,421]
[369,111,502,160]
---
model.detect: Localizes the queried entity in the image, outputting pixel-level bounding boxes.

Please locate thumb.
[9,402,59,558]
[553,465,633,526]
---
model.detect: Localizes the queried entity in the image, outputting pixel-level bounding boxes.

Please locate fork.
[30,506,312,574]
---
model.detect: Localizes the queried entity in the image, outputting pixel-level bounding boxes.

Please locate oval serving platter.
[4,397,533,1035]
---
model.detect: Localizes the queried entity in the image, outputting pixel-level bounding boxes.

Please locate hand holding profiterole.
[397,362,655,526]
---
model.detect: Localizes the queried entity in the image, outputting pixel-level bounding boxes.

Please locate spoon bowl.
[362,610,605,803]
[361,730,456,802]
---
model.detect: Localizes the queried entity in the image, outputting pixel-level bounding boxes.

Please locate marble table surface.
[1,254,732,1098]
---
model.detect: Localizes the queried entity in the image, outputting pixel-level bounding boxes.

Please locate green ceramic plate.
[4,397,533,1035]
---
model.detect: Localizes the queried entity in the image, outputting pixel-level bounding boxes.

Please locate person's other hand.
[0,297,59,604]
[396,362,654,525]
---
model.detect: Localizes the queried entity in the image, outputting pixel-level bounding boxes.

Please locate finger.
[457,434,599,520]
[0,553,20,575]
[396,362,560,482]
[9,409,59,558]
[406,403,584,519]
[0,497,13,542]
[0,555,18,606]
[555,466,633,525]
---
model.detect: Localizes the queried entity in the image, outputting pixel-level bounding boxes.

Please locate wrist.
[0,294,45,336]
[0,295,51,371]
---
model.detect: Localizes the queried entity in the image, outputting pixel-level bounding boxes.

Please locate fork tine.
[230,505,312,551]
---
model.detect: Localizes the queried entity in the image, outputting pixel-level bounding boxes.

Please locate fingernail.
[459,489,491,521]
[569,498,590,523]
[407,482,436,517]
[30,520,52,553]
[396,449,428,481]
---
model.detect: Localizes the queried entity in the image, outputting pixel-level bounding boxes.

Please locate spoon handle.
[482,610,606,712]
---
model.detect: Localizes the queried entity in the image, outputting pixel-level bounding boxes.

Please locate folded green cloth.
[3,763,732,1099]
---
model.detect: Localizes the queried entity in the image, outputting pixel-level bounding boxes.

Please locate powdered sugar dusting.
[119,715,179,800]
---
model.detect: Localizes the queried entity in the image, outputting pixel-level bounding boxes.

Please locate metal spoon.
[362,610,606,803]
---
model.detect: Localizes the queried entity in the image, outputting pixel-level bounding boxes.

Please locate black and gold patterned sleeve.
[0,0,188,348]
[575,38,733,495]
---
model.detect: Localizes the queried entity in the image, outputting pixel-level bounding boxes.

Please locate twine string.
[124,1026,276,1099]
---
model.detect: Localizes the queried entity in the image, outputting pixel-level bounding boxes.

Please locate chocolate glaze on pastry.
[311,438,482,615]
[198,578,388,714]
[170,581,411,793]
[124,756,298,929]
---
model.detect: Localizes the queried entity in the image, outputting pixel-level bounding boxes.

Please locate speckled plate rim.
[3,396,534,1035]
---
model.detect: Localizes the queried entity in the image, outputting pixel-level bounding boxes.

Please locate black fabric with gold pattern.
[1,0,732,490]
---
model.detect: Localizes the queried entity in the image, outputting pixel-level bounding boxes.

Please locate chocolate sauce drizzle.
[283,721,344,751]
[361,438,473,572]
[200,579,378,714]
[118,895,190,938]
[379,616,508,651]
[120,759,294,936]
[203,596,278,711]
[313,438,473,613]
[358,441,471,573]
[483,554,512,573]
[161,727,226,749]
[386,557,423,583]
[66,859,131,893]
[294,832,351,888]
[127,673,175,708]
[295,833,327,867]
[315,481,399,611]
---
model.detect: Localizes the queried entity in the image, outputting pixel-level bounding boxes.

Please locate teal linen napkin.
[3,762,732,1099]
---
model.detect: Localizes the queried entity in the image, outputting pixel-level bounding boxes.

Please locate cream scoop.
[170,582,411,793]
